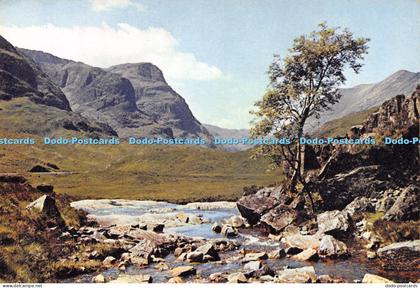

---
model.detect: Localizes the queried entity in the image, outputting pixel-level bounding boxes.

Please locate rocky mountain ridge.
[18,48,213,142]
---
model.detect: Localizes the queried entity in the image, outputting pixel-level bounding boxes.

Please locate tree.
[251,23,369,201]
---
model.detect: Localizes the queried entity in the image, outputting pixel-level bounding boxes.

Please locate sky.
[0,0,419,129]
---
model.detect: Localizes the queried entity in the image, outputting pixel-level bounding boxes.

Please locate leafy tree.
[251,23,369,202]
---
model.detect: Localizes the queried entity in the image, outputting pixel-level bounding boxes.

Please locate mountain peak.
[108,62,166,83]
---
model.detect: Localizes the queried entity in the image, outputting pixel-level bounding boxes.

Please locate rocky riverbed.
[63,199,418,283]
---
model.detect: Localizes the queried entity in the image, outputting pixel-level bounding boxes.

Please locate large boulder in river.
[318,235,349,258]
[260,205,299,232]
[236,187,281,225]
[382,185,419,221]
[275,266,317,283]
[377,240,420,271]
[317,210,351,238]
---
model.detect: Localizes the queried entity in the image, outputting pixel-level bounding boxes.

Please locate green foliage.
[251,23,369,188]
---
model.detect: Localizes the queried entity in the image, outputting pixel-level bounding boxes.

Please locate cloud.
[90,0,145,11]
[0,23,222,81]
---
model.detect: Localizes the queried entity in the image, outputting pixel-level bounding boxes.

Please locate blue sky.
[0,0,419,128]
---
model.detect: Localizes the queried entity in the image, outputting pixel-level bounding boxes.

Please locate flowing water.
[71,199,413,283]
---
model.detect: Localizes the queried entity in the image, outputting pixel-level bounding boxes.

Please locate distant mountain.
[0,35,116,136]
[204,124,252,152]
[18,48,213,142]
[308,70,420,129]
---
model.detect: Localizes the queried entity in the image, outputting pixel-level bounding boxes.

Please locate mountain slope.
[19,49,213,142]
[0,35,116,136]
[204,124,252,151]
[309,70,420,128]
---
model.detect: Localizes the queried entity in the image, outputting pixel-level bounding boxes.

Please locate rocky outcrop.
[382,185,419,221]
[377,240,420,271]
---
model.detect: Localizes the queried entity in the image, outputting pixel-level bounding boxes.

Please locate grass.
[0,128,281,202]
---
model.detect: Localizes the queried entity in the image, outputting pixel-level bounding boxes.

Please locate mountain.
[0,35,116,136]
[18,49,213,142]
[308,70,420,129]
[204,124,252,151]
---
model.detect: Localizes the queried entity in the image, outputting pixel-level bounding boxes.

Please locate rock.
[259,275,275,282]
[148,223,164,233]
[194,243,220,261]
[318,274,334,283]
[26,195,64,225]
[260,205,299,232]
[362,273,394,283]
[168,277,184,283]
[236,187,280,225]
[229,216,245,228]
[377,240,420,271]
[174,247,184,257]
[221,225,237,237]
[382,185,420,221]
[292,248,319,261]
[268,248,286,259]
[318,235,349,258]
[36,184,54,194]
[244,260,262,271]
[0,173,27,183]
[317,210,350,237]
[29,165,50,173]
[186,251,204,263]
[276,266,317,283]
[242,252,268,263]
[209,272,228,283]
[170,266,196,278]
[175,212,189,223]
[367,251,377,259]
[129,240,156,265]
[227,272,247,283]
[212,222,222,233]
[110,274,153,283]
[282,233,321,250]
[102,256,116,266]
[93,274,106,283]
[343,197,374,218]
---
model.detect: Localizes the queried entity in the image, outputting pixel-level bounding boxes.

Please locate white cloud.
[0,23,222,81]
[90,0,145,11]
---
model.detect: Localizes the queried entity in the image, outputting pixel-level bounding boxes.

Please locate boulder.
[194,243,220,261]
[212,222,222,233]
[282,233,321,250]
[260,205,298,232]
[129,240,156,265]
[382,185,419,221]
[109,274,153,283]
[102,256,116,266]
[343,197,374,218]
[148,223,164,233]
[227,272,247,283]
[29,165,51,173]
[362,273,394,283]
[229,216,245,228]
[242,252,268,263]
[244,260,262,271]
[221,225,237,237]
[291,248,319,261]
[186,251,204,263]
[168,277,184,283]
[170,266,196,278]
[93,274,106,283]
[317,210,350,237]
[36,184,54,194]
[26,195,63,223]
[268,248,286,259]
[236,187,281,225]
[318,235,349,258]
[377,240,420,271]
[275,266,317,283]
